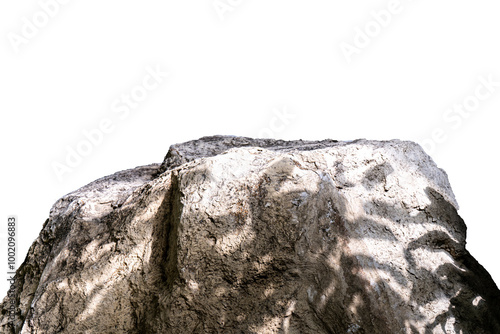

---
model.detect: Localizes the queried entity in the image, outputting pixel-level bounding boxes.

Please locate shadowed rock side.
[1,136,499,333]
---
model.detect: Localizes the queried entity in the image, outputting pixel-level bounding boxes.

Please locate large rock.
[1,136,499,333]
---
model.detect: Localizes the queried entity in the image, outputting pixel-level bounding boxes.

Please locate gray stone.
[1,136,499,333]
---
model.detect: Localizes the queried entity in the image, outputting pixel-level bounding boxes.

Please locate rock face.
[1,136,499,333]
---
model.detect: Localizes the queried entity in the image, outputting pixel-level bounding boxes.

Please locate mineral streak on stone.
[1,136,499,333]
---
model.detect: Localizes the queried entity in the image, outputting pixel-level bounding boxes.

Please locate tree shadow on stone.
[151,157,415,333]
[360,166,500,333]
[9,154,500,333]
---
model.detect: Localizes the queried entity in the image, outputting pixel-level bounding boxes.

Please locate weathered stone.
[1,136,499,333]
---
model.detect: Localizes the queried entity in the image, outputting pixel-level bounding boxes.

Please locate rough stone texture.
[1,136,499,333]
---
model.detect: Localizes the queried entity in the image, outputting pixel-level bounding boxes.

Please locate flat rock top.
[160,135,342,171]
[160,135,457,208]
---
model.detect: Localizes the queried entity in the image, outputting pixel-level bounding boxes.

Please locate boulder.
[2,136,499,333]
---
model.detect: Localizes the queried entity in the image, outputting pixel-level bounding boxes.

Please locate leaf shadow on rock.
[153,157,405,333]
[151,157,500,333]
[5,155,500,334]
[402,190,500,334]
[362,175,500,333]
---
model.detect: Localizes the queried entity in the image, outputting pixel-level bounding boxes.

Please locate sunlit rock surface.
[1,136,499,333]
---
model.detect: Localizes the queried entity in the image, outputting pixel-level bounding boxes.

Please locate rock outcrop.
[1,136,499,333]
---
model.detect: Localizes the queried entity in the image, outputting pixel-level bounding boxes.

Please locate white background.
[1,1,499,299]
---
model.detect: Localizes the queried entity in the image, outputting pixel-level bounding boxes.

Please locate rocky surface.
[1,136,499,333]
